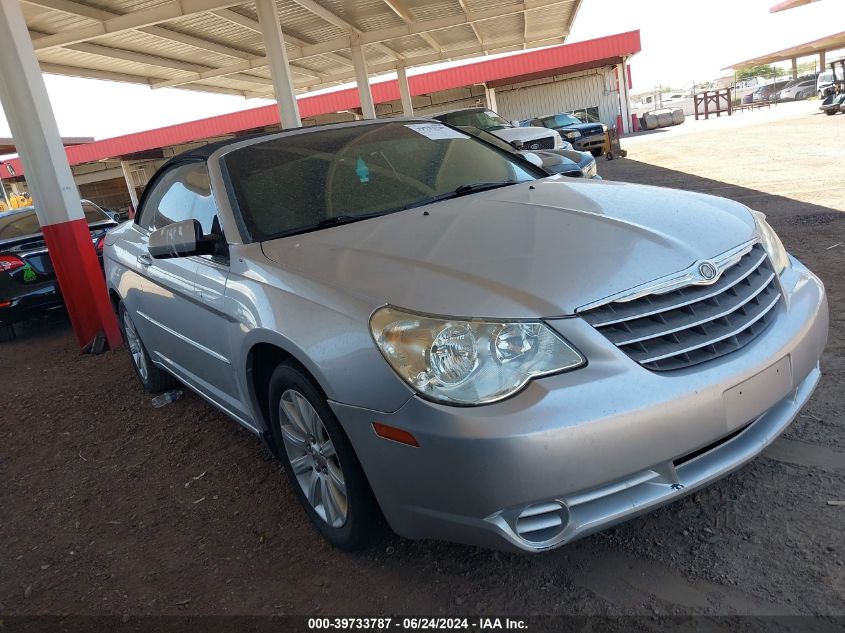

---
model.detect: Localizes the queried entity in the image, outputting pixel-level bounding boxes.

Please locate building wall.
[495,67,620,127]
[78,177,132,211]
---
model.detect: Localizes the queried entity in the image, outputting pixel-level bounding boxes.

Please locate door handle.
[137,253,153,266]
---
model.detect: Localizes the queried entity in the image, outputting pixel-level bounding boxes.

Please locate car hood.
[260,178,757,318]
[559,122,605,136]
[492,126,554,143]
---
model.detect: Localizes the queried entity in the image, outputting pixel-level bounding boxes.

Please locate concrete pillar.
[0,0,120,349]
[791,57,798,80]
[351,41,376,119]
[0,178,9,208]
[820,51,826,72]
[616,62,632,135]
[120,161,139,210]
[397,64,414,117]
[484,85,498,112]
[255,0,301,129]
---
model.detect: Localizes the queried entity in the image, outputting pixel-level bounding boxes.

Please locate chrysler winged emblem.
[698,261,718,281]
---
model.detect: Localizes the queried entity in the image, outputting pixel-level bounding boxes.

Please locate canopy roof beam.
[31,0,246,50]
[240,33,567,97]
[381,0,440,52]
[150,0,572,90]
[211,9,353,69]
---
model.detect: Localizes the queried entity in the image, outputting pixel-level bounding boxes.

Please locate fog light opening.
[514,501,570,544]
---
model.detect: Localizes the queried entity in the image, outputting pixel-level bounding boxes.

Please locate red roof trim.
[1,30,640,179]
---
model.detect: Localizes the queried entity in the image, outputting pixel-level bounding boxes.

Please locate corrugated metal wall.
[495,68,620,127]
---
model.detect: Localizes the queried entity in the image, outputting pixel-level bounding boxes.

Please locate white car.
[817,69,842,98]
[433,107,567,151]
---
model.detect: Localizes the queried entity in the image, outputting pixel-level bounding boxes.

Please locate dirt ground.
[1,101,843,619]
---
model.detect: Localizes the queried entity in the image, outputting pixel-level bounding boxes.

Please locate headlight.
[552,134,564,149]
[752,211,790,274]
[563,131,582,139]
[581,159,597,178]
[370,307,585,405]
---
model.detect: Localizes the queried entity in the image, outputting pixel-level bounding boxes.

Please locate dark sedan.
[521,113,608,156]
[750,80,791,103]
[0,200,117,340]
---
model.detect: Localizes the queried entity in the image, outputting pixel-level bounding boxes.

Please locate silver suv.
[105,119,827,552]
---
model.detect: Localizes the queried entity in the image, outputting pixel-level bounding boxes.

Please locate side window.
[81,201,109,224]
[138,163,219,236]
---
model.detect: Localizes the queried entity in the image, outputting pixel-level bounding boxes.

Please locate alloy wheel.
[122,311,149,381]
[279,388,348,528]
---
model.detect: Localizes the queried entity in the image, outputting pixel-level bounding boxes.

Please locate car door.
[126,161,234,405]
[128,162,205,381]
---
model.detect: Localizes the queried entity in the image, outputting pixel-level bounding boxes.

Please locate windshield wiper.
[315,215,361,229]
[293,183,520,237]
[452,181,517,196]
[400,181,519,212]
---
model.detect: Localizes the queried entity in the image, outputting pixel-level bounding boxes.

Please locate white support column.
[0,0,121,348]
[396,64,414,117]
[616,62,632,135]
[120,161,139,209]
[484,85,498,112]
[351,40,376,120]
[255,0,301,129]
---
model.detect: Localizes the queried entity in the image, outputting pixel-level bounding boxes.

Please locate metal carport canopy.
[724,30,845,69]
[23,0,583,99]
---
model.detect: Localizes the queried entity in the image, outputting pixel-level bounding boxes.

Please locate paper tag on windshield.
[405,123,468,140]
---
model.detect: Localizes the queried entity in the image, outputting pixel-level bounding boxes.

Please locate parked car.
[105,120,827,553]
[0,200,117,340]
[521,113,608,156]
[819,92,845,115]
[432,108,567,151]
[733,75,772,103]
[777,76,818,101]
[750,80,791,103]
[457,126,599,179]
[817,69,840,98]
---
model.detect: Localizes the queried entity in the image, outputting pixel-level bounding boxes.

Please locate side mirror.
[521,152,544,168]
[510,120,521,128]
[148,219,219,259]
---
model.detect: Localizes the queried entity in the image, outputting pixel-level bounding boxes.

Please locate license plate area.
[723,356,792,432]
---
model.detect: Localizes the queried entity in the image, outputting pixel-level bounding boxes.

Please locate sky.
[0,0,841,141]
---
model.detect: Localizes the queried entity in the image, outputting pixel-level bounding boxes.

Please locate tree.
[736,65,778,81]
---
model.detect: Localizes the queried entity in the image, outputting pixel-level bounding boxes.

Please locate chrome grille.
[524,136,555,150]
[579,245,782,371]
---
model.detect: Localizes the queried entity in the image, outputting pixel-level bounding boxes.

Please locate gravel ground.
[1,101,843,619]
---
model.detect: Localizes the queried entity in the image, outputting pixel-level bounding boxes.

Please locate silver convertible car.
[104,119,828,552]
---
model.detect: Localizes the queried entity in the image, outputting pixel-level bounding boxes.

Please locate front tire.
[118,302,176,393]
[268,362,381,550]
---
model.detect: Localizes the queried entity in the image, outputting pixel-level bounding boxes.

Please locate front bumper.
[572,134,607,152]
[332,258,827,552]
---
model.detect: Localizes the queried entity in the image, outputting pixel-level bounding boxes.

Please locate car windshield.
[0,204,110,242]
[81,201,112,224]
[540,113,583,128]
[222,121,540,242]
[435,109,512,131]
